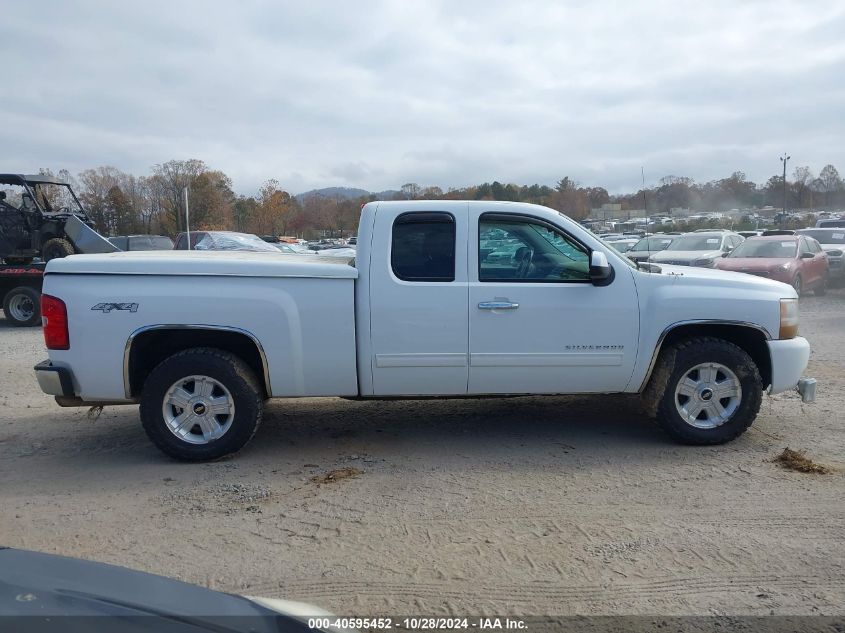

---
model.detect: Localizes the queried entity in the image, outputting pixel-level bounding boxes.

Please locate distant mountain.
[295,187,370,202]
[294,187,405,202]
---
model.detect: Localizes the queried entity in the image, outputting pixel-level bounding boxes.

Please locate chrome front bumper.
[34,360,75,397]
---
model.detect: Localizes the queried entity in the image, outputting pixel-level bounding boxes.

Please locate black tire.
[792,274,802,296]
[649,336,762,445]
[139,348,264,461]
[2,285,41,327]
[815,275,828,296]
[42,238,75,262]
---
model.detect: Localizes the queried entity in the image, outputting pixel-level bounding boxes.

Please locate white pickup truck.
[34,201,815,461]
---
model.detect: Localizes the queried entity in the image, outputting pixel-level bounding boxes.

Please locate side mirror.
[721,252,730,258]
[800,252,814,259]
[589,251,613,286]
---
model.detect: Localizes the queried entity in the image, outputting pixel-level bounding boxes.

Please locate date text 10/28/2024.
[308,617,528,630]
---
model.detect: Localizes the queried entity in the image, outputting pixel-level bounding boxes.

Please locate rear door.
[368,204,469,395]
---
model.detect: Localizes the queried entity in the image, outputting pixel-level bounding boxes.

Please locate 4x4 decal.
[91,302,139,313]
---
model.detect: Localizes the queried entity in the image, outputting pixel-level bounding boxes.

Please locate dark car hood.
[0,547,313,632]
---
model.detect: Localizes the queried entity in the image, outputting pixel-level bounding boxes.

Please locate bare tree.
[818,164,842,207]
[151,159,207,232]
[792,166,814,208]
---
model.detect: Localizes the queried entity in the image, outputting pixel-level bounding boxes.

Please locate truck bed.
[42,251,359,400]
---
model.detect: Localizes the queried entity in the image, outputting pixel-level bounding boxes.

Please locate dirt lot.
[1,290,844,616]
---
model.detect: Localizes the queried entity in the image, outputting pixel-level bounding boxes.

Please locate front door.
[468,212,639,394]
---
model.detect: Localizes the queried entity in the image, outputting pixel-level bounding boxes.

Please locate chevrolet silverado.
[34,201,815,460]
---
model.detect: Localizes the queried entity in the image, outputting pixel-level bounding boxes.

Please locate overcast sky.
[2,1,844,195]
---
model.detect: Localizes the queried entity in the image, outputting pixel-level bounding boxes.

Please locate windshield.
[667,234,724,251]
[796,229,845,244]
[32,182,85,213]
[610,241,636,253]
[563,215,637,269]
[633,236,675,251]
[729,239,797,258]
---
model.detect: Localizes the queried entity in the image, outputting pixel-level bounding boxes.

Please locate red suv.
[714,234,828,296]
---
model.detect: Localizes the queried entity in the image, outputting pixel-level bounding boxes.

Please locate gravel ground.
[1,290,844,616]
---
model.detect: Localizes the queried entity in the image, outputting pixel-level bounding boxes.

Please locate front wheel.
[792,274,802,296]
[139,348,264,461]
[815,274,828,296]
[650,337,762,445]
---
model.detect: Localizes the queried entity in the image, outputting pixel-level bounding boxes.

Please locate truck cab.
[356,201,637,396]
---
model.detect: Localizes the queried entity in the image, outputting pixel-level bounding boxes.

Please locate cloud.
[1,0,844,194]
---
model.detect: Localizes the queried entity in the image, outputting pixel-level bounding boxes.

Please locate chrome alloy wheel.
[7,293,35,322]
[674,362,742,429]
[161,375,235,445]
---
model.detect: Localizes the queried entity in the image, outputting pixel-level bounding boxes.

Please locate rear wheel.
[139,348,264,461]
[649,337,762,445]
[42,238,75,262]
[2,285,41,326]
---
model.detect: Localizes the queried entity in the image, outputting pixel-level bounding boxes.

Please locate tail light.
[41,294,70,350]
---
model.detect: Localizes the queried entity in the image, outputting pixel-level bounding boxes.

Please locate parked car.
[761,229,795,236]
[108,235,174,251]
[625,235,676,263]
[35,201,814,461]
[816,218,845,228]
[795,228,845,284]
[607,238,639,253]
[714,235,828,296]
[274,242,355,258]
[274,243,315,254]
[173,231,280,252]
[315,246,356,259]
[648,231,744,267]
[1,547,333,629]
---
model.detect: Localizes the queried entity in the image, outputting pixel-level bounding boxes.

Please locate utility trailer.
[0,261,44,326]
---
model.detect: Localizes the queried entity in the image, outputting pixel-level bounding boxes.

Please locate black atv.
[0,173,106,264]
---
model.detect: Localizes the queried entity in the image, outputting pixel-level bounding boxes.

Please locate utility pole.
[779,153,790,216]
[184,187,191,250]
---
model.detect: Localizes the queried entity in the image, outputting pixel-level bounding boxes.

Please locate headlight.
[827,249,843,257]
[693,257,715,267]
[779,298,799,339]
[779,263,791,270]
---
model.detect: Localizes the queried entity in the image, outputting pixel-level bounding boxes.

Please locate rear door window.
[391,212,456,282]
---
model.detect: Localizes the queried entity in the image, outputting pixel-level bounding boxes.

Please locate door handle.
[478,301,519,310]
